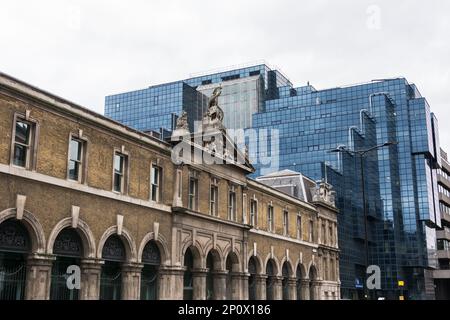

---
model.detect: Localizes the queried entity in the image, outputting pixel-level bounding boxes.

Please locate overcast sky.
[1,0,449,149]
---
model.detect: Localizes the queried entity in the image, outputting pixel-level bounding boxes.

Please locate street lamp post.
[329,141,396,300]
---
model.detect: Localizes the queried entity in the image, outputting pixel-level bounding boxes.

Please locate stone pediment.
[171,86,254,173]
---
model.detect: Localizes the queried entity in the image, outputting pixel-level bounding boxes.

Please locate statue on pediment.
[203,86,225,132]
[176,111,189,130]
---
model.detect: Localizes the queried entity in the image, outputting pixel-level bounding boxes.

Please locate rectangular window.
[13,119,34,168]
[113,153,126,193]
[210,178,219,216]
[68,138,83,181]
[297,215,302,239]
[283,210,289,236]
[309,220,314,242]
[250,200,257,227]
[329,225,333,245]
[322,224,326,244]
[268,205,274,232]
[228,185,237,221]
[151,165,162,202]
[188,175,198,211]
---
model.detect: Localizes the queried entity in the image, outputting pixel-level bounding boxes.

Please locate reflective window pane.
[68,160,79,181]
[69,139,81,162]
[15,121,30,145]
[13,144,27,167]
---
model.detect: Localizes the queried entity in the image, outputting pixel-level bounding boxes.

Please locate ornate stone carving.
[176,111,189,130]
[171,111,190,139]
[0,219,30,252]
[102,235,126,262]
[311,180,336,206]
[53,228,83,257]
[202,86,225,132]
[142,241,161,265]
[208,86,222,109]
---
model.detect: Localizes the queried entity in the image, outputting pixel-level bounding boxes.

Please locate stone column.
[192,268,207,300]
[212,270,228,300]
[310,280,321,300]
[235,273,249,300]
[80,258,104,300]
[158,266,184,300]
[121,263,143,300]
[255,275,267,300]
[25,254,55,300]
[300,279,310,300]
[273,276,283,300]
[288,278,297,300]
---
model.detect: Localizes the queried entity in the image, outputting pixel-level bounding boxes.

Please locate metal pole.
[360,153,370,300]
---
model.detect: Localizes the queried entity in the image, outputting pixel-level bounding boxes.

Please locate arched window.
[266,259,276,300]
[141,240,161,300]
[100,235,126,300]
[183,248,194,300]
[50,228,83,300]
[248,256,257,300]
[0,219,30,300]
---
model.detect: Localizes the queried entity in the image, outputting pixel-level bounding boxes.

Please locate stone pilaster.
[121,263,143,300]
[272,276,283,300]
[192,268,207,300]
[232,272,248,300]
[287,278,297,300]
[80,258,104,300]
[212,270,228,300]
[310,280,321,300]
[158,266,184,300]
[300,279,310,300]
[255,275,267,300]
[25,254,55,300]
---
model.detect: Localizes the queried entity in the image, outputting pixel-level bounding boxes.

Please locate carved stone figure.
[202,86,225,132]
[171,111,190,140]
[208,86,222,109]
[311,180,336,206]
[176,111,189,130]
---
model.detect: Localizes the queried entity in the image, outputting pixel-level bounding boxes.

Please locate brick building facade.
[0,72,340,300]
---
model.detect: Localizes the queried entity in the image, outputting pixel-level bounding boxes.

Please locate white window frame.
[283,210,289,236]
[268,205,274,232]
[209,177,219,216]
[67,133,88,183]
[10,113,39,170]
[228,184,237,221]
[188,171,199,211]
[150,163,162,202]
[112,149,128,194]
[296,214,302,240]
[250,198,258,228]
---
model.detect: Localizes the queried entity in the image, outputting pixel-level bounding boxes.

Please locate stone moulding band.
[0,163,171,213]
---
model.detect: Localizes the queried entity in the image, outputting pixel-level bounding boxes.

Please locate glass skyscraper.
[105,63,442,300]
[105,64,290,134]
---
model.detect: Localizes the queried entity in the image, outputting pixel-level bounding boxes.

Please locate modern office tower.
[435,149,450,299]
[251,76,442,300]
[105,63,442,300]
[105,63,290,134]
